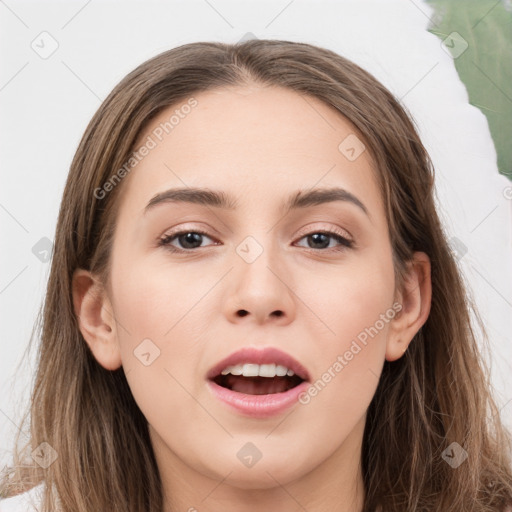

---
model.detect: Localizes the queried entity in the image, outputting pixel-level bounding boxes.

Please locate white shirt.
[0,483,44,511]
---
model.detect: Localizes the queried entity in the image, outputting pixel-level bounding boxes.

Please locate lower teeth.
[214,375,302,395]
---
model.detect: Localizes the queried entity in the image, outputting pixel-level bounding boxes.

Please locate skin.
[73,84,431,512]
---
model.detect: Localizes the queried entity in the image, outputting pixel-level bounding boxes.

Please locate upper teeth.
[220,363,295,378]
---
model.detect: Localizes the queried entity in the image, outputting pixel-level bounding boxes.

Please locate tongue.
[225,375,293,395]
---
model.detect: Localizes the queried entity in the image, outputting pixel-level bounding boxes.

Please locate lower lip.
[206,379,310,419]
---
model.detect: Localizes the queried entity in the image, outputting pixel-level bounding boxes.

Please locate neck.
[153,415,367,512]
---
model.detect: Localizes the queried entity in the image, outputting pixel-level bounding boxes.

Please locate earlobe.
[72,269,122,371]
[386,252,432,362]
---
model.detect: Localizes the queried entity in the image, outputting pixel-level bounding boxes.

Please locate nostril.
[237,310,249,317]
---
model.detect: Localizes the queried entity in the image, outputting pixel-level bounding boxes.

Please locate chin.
[197,449,311,490]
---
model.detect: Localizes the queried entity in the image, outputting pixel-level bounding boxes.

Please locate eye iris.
[179,232,203,249]
[308,233,330,249]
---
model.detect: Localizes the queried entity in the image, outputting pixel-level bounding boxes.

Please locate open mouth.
[211,373,305,395]
[206,352,311,417]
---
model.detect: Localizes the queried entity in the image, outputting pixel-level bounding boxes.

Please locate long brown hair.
[2,39,511,512]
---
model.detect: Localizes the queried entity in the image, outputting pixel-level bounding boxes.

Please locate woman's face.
[99,85,402,493]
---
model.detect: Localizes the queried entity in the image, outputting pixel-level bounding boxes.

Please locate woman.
[1,39,511,512]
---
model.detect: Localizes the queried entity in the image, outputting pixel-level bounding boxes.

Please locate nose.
[222,240,296,326]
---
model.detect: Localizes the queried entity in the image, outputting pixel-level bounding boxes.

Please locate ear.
[386,251,432,362]
[72,268,122,370]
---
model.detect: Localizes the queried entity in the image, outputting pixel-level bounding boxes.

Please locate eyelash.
[157,228,354,254]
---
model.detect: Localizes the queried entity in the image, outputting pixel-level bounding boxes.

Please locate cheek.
[108,253,209,401]
[110,250,216,342]
[295,247,395,403]
[299,247,396,344]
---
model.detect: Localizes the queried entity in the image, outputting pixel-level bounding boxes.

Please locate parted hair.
[2,39,512,511]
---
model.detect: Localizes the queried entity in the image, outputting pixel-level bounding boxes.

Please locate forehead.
[116,85,383,221]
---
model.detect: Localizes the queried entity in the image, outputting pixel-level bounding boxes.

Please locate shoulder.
[0,483,44,511]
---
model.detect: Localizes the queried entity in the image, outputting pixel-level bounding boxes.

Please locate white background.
[1,0,511,469]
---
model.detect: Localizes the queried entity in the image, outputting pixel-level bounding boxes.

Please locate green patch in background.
[426,0,512,180]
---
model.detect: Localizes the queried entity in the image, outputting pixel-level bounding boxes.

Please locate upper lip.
[207,347,310,381]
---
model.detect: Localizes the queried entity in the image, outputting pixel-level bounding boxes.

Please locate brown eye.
[158,230,218,252]
[295,231,354,251]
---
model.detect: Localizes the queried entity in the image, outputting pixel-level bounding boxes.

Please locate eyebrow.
[143,186,370,218]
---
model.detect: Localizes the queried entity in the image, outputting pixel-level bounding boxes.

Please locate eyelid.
[157,221,356,255]
[159,222,219,240]
[158,227,218,246]
[159,222,353,242]
[294,222,353,241]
